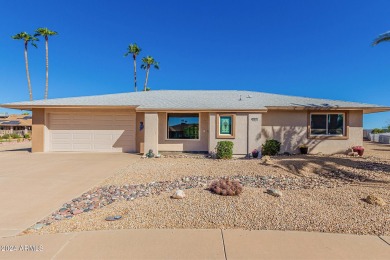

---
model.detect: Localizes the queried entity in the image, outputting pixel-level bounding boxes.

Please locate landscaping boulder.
[365,195,386,206]
[261,155,273,165]
[105,215,122,221]
[171,190,186,199]
[266,189,282,197]
[33,223,44,230]
[348,152,359,157]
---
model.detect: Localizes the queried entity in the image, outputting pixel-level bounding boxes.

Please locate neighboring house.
[0,113,32,136]
[1,90,389,154]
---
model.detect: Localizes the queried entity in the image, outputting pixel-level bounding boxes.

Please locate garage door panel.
[49,121,71,130]
[72,133,92,140]
[49,112,136,152]
[51,114,72,120]
[93,134,114,141]
[71,120,92,125]
[111,121,135,126]
[51,133,72,140]
[94,115,113,120]
[73,144,94,150]
[114,115,134,121]
[51,143,73,150]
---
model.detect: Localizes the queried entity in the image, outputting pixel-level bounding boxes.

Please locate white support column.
[208,113,216,153]
[144,112,159,155]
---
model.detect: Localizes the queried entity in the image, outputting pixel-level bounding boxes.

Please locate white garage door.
[49,112,136,152]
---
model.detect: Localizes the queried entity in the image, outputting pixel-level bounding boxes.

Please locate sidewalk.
[0,229,389,259]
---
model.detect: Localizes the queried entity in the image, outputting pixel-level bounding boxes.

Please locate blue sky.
[0,0,389,128]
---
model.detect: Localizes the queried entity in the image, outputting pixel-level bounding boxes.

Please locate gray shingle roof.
[1,90,388,112]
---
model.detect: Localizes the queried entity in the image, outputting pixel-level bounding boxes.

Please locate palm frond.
[35,27,58,37]
[11,32,28,40]
[12,32,39,46]
[126,43,141,55]
[372,31,390,46]
[140,56,159,70]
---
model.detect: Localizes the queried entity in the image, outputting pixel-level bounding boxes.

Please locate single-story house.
[1,90,389,154]
[0,113,32,136]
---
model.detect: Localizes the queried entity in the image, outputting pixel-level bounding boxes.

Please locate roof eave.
[266,106,390,113]
[0,105,139,110]
[135,108,268,112]
[362,107,390,114]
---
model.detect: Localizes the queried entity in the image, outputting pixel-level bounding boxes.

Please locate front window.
[167,113,199,139]
[310,113,344,136]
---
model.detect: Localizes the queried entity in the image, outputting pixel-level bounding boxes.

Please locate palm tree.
[34,28,58,99]
[140,56,159,91]
[11,32,38,101]
[372,31,390,46]
[124,43,142,92]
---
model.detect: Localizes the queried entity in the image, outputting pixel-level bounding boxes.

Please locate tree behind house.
[11,32,38,101]
[34,27,58,99]
[124,43,142,92]
[140,56,159,91]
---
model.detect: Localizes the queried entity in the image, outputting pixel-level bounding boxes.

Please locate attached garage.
[48,110,136,152]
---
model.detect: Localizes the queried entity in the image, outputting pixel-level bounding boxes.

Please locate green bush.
[2,134,10,139]
[10,133,22,139]
[24,133,31,139]
[371,128,385,134]
[262,139,281,156]
[216,141,234,159]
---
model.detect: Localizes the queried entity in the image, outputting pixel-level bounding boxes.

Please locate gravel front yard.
[26,141,390,236]
[34,186,389,235]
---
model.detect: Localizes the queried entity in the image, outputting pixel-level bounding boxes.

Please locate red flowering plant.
[352,146,365,156]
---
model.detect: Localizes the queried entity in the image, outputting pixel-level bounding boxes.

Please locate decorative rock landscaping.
[25,142,390,236]
[30,174,345,229]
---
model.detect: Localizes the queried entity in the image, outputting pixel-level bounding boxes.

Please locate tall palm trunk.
[44,36,49,99]
[24,42,33,101]
[143,66,150,91]
[133,54,137,92]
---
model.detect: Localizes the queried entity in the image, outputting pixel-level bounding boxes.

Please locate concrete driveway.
[0,149,135,237]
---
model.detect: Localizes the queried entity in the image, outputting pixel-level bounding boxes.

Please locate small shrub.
[2,134,10,139]
[262,139,281,156]
[216,141,234,159]
[24,133,31,139]
[10,133,22,139]
[209,177,243,196]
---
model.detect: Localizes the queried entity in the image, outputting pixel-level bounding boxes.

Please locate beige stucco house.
[0,113,32,136]
[2,90,389,154]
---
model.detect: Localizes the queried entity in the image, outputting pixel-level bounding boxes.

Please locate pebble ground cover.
[26,142,390,236]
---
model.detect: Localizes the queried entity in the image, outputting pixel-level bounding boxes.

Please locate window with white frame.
[310,113,345,136]
[167,113,199,139]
